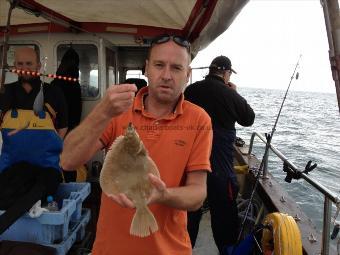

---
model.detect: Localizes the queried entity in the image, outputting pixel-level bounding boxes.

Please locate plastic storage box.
[0,182,91,244]
[47,208,91,255]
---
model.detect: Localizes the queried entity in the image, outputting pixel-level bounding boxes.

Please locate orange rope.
[6,68,79,82]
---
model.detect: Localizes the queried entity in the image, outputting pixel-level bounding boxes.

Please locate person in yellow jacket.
[0,47,68,234]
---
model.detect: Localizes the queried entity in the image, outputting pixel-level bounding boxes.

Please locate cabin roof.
[0,0,249,55]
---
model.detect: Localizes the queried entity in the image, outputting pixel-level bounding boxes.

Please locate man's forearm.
[162,184,207,211]
[61,84,137,169]
[149,170,208,211]
[60,102,112,169]
[57,127,67,139]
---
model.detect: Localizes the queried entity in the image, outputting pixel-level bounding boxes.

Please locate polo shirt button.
[155,121,159,125]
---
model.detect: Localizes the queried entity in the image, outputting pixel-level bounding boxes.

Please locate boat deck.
[193,212,219,255]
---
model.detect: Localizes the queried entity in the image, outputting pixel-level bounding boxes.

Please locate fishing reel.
[283,160,317,183]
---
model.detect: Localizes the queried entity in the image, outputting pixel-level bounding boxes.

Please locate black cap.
[209,55,236,74]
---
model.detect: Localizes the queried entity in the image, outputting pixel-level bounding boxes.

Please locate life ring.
[261,212,302,255]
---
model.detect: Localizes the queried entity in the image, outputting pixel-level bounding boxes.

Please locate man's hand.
[108,193,135,208]
[107,174,168,208]
[147,173,168,205]
[101,84,137,118]
[227,82,237,91]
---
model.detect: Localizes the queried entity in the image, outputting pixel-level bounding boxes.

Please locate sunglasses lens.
[151,35,170,45]
[151,35,190,51]
[173,36,190,49]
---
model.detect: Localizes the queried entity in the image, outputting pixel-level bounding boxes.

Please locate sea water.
[236,87,340,231]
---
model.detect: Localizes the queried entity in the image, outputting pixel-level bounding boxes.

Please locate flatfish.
[99,122,160,237]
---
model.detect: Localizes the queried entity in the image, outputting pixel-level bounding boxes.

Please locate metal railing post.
[248,132,256,155]
[262,151,268,178]
[322,197,332,255]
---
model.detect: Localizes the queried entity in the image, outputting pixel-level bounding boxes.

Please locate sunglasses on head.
[151,34,191,52]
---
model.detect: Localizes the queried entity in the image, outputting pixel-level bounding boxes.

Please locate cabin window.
[57,44,99,99]
[106,48,116,88]
[0,44,40,84]
[126,70,147,81]
[125,70,148,92]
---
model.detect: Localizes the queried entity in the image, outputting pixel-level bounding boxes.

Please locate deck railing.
[248,132,340,255]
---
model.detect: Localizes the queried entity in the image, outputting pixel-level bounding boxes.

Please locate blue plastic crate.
[56,182,91,221]
[0,182,90,244]
[47,209,91,255]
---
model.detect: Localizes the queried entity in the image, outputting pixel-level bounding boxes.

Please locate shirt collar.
[19,77,42,94]
[205,74,225,84]
[133,87,184,119]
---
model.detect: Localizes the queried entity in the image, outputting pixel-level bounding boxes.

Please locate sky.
[191,0,335,94]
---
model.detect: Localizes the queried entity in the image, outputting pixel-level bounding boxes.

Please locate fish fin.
[99,164,120,195]
[99,135,126,194]
[109,135,125,150]
[130,205,158,237]
[147,157,160,177]
[137,141,147,155]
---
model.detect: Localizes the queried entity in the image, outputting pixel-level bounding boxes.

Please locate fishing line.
[236,54,302,245]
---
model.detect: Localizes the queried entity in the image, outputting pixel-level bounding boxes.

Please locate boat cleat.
[308,233,317,243]
[294,214,301,222]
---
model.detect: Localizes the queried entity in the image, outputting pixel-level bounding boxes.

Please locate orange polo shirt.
[92,87,212,255]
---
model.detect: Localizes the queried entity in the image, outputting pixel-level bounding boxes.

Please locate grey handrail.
[248,132,340,255]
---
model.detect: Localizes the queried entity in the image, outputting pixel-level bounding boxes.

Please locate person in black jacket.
[51,47,82,182]
[184,56,255,253]
[51,47,82,131]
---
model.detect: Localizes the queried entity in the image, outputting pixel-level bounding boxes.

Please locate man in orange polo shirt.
[61,35,213,255]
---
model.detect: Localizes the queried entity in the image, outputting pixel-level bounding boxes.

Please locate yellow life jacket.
[0,109,63,173]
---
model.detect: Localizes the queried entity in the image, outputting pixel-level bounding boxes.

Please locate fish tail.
[130,205,158,237]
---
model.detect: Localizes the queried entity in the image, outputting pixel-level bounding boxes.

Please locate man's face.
[223,70,232,83]
[14,48,41,81]
[145,40,191,104]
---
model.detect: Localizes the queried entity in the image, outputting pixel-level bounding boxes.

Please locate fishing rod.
[236,54,302,244]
